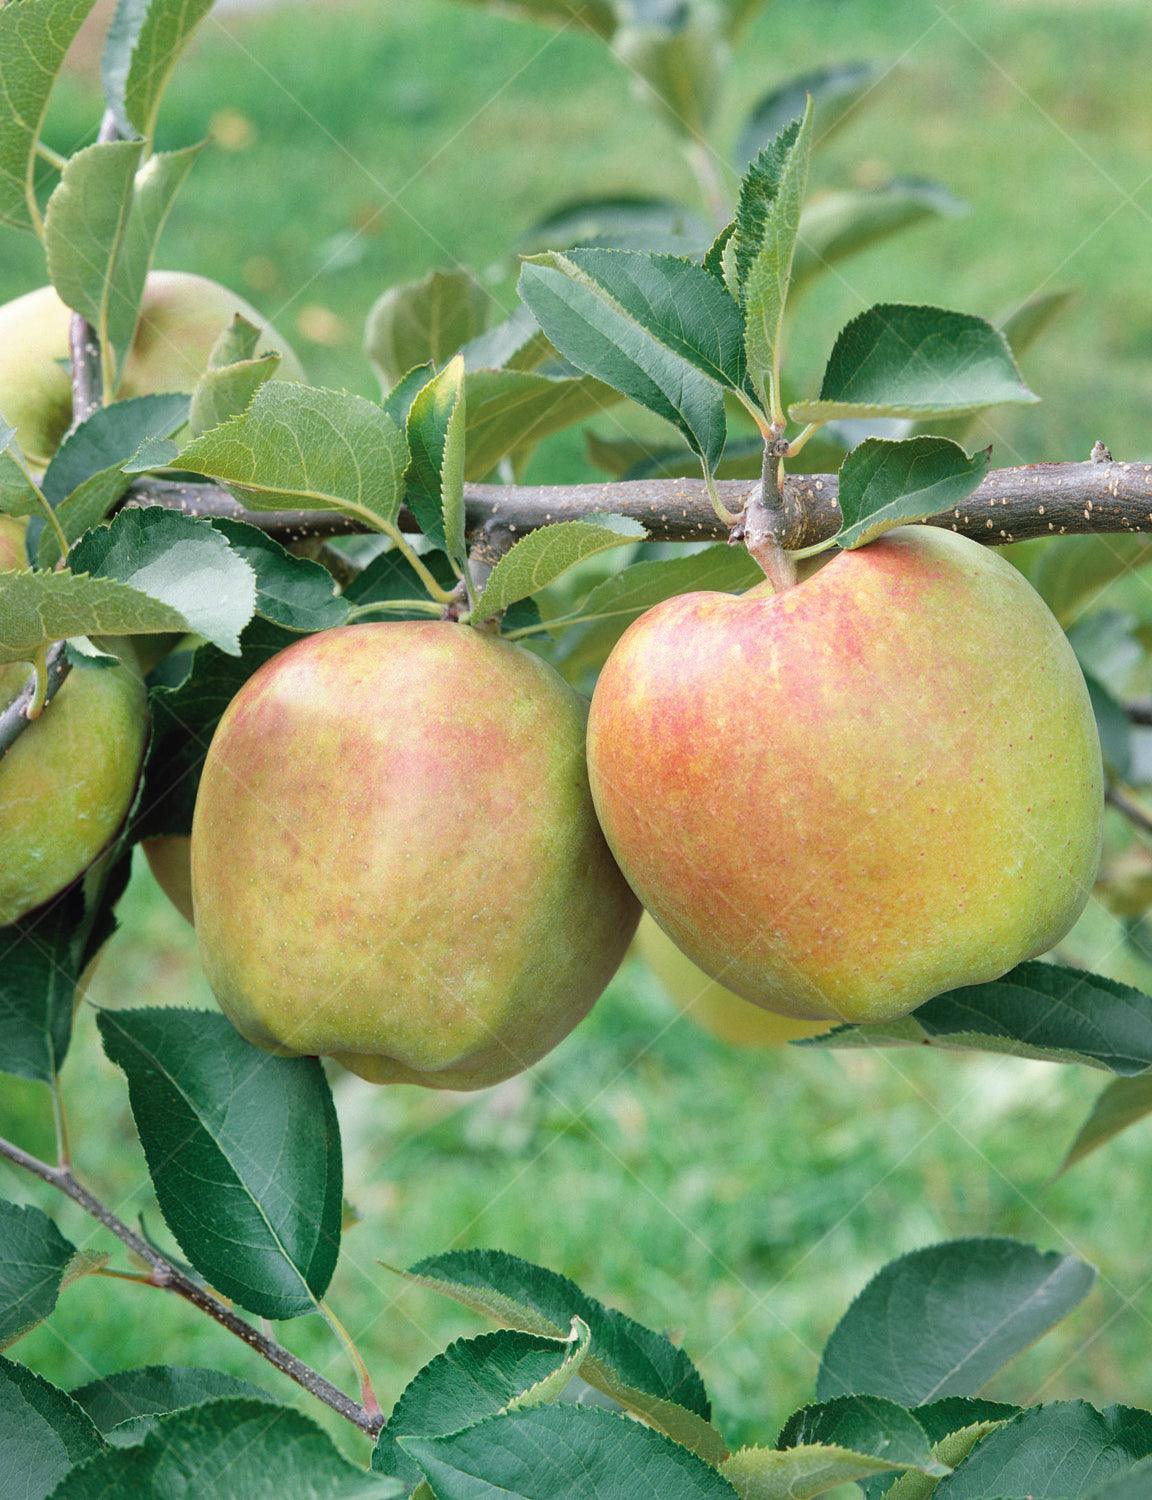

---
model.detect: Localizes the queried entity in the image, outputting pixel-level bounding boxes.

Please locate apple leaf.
[1058,1073,1152,1176]
[464,367,617,477]
[188,352,280,441]
[374,1322,590,1488]
[779,1396,947,1473]
[0,1200,76,1350]
[999,288,1075,360]
[113,0,217,144]
[0,571,188,666]
[734,102,814,412]
[817,1238,1095,1406]
[518,254,731,471]
[835,436,991,548]
[98,1008,343,1320]
[406,353,467,563]
[0,421,45,519]
[49,1396,406,1498]
[723,1443,934,1499]
[72,1367,270,1447]
[68,506,257,655]
[791,304,1040,422]
[381,362,434,427]
[177,383,410,532]
[1083,1456,1152,1500]
[932,1402,1152,1500]
[401,1406,736,1500]
[471,514,646,625]
[612,4,725,141]
[0,1357,105,1497]
[522,195,712,257]
[0,0,97,232]
[206,518,349,633]
[395,1247,725,1462]
[736,60,889,169]
[548,544,763,633]
[45,140,203,389]
[208,314,263,368]
[792,181,966,300]
[461,302,552,373]
[452,0,616,38]
[799,961,1152,1074]
[366,267,488,391]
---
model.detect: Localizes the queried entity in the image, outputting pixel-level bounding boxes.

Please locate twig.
[0,1135,383,1436]
[735,444,797,591]
[1126,701,1152,727]
[0,645,70,757]
[1106,784,1152,839]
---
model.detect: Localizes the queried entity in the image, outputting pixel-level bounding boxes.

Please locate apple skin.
[0,661,148,927]
[635,914,829,1047]
[0,271,305,467]
[143,835,194,924]
[0,516,27,570]
[588,526,1104,1026]
[191,622,640,1089]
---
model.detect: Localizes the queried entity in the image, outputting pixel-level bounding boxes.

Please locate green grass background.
[3,0,1152,1469]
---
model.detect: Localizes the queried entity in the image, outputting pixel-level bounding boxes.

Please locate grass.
[4,0,1152,1470]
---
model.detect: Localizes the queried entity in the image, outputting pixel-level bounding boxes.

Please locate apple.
[0,516,27,570]
[143,835,194,924]
[588,527,1103,1026]
[635,914,830,1046]
[0,660,149,927]
[0,271,305,468]
[191,622,640,1089]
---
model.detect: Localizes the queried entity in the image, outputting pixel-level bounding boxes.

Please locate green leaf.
[791,305,1039,422]
[71,1366,270,1447]
[0,0,97,233]
[1084,671,1132,780]
[464,367,617,477]
[34,393,191,565]
[999,288,1075,361]
[800,961,1152,1074]
[780,1397,946,1473]
[723,1445,926,1499]
[817,1238,1095,1405]
[51,1396,403,1498]
[0,1200,75,1350]
[121,0,217,143]
[735,103,814,410]
[207,518,349,633]
[396,1248,724,1462]
[177,383,410,532]
[381,363,434,427]
[1029,536,1152,626]
[366,268,488,391]
[461,303,551,373]
[1085,1456,1152,1500]
[401,1406,737,1499]
[547,545,763,633]
[835,437,991,548]
[452,0,616,38]
[472,514,646,625]
[911,1398,1020,1446]
[406,354,467,563]
[208,313,263,367]
[0,1355,104,1498]
[879,1403,1016,1500]
[736,60,890,168]
[344,546,458,611]
[0,422,45,518]
[68,506,257,655]
[0,571,188,666]
[523,196,712,256]
[518,256,729,469]
[1059,1073,1152,1174]
[374,1322,590,1488]
[792,182,966,301]
[934,1402,1152,1499]
[189,352,281,440]
[45,140,202,389]
[612,4,726,140]
[97,1008,343,1320]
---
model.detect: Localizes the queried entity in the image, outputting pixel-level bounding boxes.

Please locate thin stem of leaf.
[378,524,458,604]
[785,422,823,459]
[50,1073,72,1169]
[28,647,50,719]
[345,600,444,622]
[702,463,741,527]
[21,458,70,560]
[733,387,773,436]
[319,1299,383,1420]
[786,536,838,562]
[35,142,68,171]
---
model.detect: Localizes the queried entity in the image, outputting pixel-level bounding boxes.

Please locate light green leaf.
[177,382,410,531]
[791,304,1039,422]
[122,0,217,143]
[882,1406,1015,1500]
[792,182,966,300]
[518,256,729,469]
[612,4,727,140]
[188,352,280,440]
[723,1444,924,1499]
[735,102,814,411]
[380,363,433,427]
[0,1199,76,1350]
[464,367,617,477]
[0,422,45,519]
[472,514,646,624]
[999,288,1075,361]
[406,353,467,563]
[452,0,616,38]
[547,544,764,632]
[835,437,991,548]
[0,0,97,233]
[122,434,180,473]
[0,571,188,665]
[366,267,488,391]
[817,1238,1095,1405]
[522,196,712,257]
[736,60,890,169]
[1059,1073,1152,1175]
[0,1356,104,1496]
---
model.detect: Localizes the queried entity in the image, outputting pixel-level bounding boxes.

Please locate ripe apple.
[0,516,27,570]
[191,622,640,1089]
[0,660,149,927]
[143,835,194,924]
[0,271,305,467]
[588,527,1103,1026]
[635,914,830,1046]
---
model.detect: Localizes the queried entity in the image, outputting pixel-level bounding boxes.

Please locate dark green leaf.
[0,892,84,1082]
[406,354,466,562]
[911,1398,1020,1445]
[366,268,488,391]
[817,1238,1095,1405]
[0,1200,75,1349]
[779,1396,945,1473]
[1059,1073,1152,1174]
[791,305,1039,423]
[207,518,349,632]
[934,1402,1152,1499]
[835,437,991,548]
[0,1355,104,1498]
[72,1366,269,1446]
[381,364,434,427]
[1084,672,1132,780]
[344,546,458,611]
[1085,1456,1152,1500]
[97,1008,343,1319]
[401,1405,736,1498]
[471,514,646,624]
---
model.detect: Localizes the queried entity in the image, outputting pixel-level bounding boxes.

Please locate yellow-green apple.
[143,835,194,924]
[191,622,640,1088]
[635,914,829,1046]
[0,516,27,570]
[0,271,304,467]
[0,661,148,927]
[588,527,1103,1025]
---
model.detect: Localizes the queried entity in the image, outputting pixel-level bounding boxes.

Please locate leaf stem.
[35,142,68,171]
[50,1073,72,1169]
[785,421,823,459]
[701,462,741,526]
[319,1299,383,1421]
[787,536,838,562]
[378,524,458,604]
[345,600,445,622]
[0,1134,384,1436]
